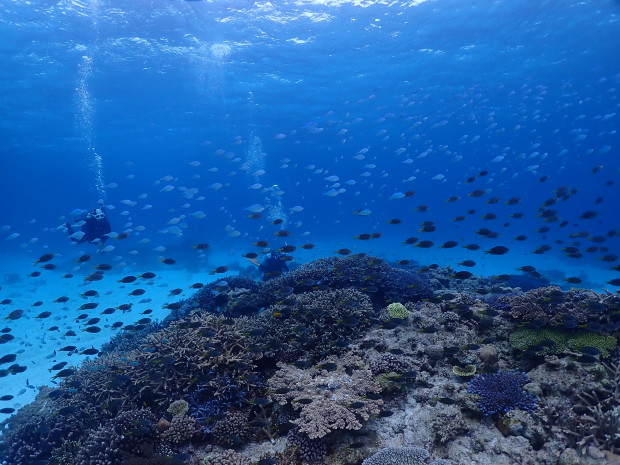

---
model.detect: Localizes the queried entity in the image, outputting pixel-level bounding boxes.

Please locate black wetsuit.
[258,251,290,280]
[67,211,111,244]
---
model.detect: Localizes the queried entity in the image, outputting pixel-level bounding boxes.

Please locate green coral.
[567,332,617,358]
[387,302,409,320]
[509,327,617,358]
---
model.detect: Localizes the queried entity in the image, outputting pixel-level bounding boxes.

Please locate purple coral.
[468,371,538,416]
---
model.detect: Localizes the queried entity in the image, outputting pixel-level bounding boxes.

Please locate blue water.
[0,0,619,421]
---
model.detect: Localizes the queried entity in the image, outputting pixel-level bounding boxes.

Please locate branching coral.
[257,254,433,307]
[572,361,620,453]
[252,288,374,363]
[507,286,610,324]
[268,352,383,439]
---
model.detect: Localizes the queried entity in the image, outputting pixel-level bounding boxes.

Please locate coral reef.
[1,254,619,465]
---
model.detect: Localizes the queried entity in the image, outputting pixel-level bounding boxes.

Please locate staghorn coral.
[361,446,430,465]
[251,288,374,363]
[268,352,383,439]
[128,313,262,407]
[187,275,261,318]
[572,361,620,454]
[468,371,538,416]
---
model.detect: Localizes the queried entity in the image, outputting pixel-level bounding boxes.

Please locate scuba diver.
[258,250,290,281]
[65,201,111,245]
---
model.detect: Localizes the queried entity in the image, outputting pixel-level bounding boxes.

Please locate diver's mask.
[93,209,104,220]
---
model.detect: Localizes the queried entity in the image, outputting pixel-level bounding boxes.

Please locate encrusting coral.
[268,352,383,439]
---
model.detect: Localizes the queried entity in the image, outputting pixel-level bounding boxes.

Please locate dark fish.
[0,408,15,414]
[463,244,480,250]
[0,354,17,364]
[49,362,68,371]
[33,301,44,306]
[94,264,112,270]
[458,260,476,267]
[161,258,176,265]
[387,218,402,224]
[34,253,54,264]
[35,311,52,319]
[119,276,137,283]
[101,308,116,315]
[0,299,11,305]
[300,243,315,249]
[59,346,77,352]
[5,310,24,321]
[211,266,228,274]
[128,289,146,296]
[53,368,76,378]
[564,277,582,284]
[76,254,92,263]
[79,303,98,310]
[334,248,352,256]
[0,395,14,401]
[607,279,620,286]
[403,237,418,245]
[580,211,598,219]
[274,230,291,237]
[28,271,41,277]
[41,264,56,270]
[81,347,99,355]
[81,290,99,297]
[255,460,278,465]
[83,326,101,333]
[416,240,434,248]
[440,241,458,249]
[485,246,509,255]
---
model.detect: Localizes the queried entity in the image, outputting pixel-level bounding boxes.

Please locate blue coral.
[467,371,538,416]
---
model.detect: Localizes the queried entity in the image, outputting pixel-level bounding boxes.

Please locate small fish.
[452,271,473,280]
[5,310,24,321]
[485,246,509,255]
[34,253,54,264]
[160,258,176,265]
